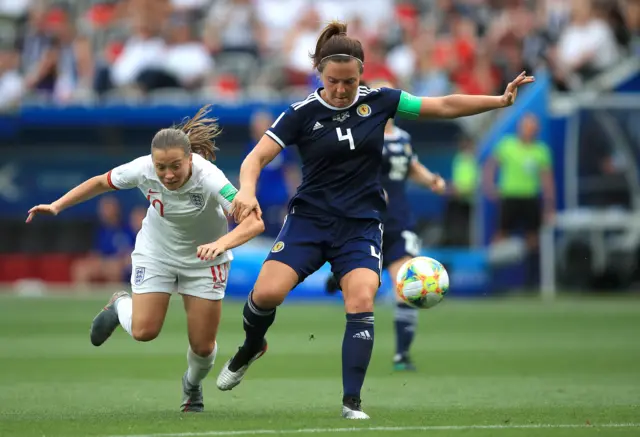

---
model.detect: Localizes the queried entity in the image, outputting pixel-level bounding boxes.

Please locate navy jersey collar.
[314,87,361,111]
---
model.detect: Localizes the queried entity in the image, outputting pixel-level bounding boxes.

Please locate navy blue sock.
[394,303,417,359]
[242,291,276,353]
[342,312,375,399]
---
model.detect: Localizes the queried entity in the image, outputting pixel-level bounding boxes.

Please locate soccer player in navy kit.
[217,21,534,419]
[326,79,446,371]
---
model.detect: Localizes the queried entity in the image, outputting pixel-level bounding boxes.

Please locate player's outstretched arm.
[197,211,265,261]
[400,72,535,120]
[409,160,446,194]
[26,173,113,223]
[233,135,282,223]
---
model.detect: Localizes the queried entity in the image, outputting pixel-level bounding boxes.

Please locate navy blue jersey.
[266,86,402,222]
[380,126,417,233]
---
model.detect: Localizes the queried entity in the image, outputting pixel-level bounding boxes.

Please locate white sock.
[115,295,133,336]
[186,342,217,387]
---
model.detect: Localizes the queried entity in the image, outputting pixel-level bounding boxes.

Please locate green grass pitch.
[0,293,639,437]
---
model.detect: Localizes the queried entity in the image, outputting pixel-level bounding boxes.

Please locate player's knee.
[343,283,377,313]
[131,325,160,342]
[189,341,216,357]
[252,287,287,308]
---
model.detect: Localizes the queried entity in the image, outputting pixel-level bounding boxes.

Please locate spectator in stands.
[100,13,165,94]
[253,0,307,52]
[282,6,320,87]
[625,0,640,53]
[121,204,148,279]
[0,44,24,108]
[361,36,396,85]
[45,6,94,103]
[162,12,213,91]
[19,1,57,94]
[443,132,478,247]
[129,204,146,235]
[483,113,556,286]
[205,0,264,58]
[170,0,209,14]
[452,45,502,96]
[408,29,451,97]
[553,0,621,89]
[71,195,134,286]
[246,110,299,238]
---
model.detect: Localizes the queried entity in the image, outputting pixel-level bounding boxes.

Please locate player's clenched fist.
[231,189,261,223]
[26,203,59,223]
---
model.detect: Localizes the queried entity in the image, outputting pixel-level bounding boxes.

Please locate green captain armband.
[219,183,238,202]
[396,91,422,120]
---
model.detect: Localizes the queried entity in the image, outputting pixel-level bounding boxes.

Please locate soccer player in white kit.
[25,105,265,412]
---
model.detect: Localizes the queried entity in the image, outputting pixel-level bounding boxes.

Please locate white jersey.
[107,153,237,268]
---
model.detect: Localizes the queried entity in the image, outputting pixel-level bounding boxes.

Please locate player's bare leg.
[180,295,222,412]
[216,261,297,391]
[340,268,379,420]
[388,256,418,371]
[90,292,169,346]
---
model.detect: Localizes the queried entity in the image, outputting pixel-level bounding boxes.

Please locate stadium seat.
[0,254,37,282]
[54,221,96,253]
[35,254,74,283]
[19,220,58,254]
[0,220,23,253]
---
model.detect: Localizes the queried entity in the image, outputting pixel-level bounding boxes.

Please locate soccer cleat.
[341,396,370,419]
[393,355,417,372]
[216,340,267,391]
[90,290,129,347]
[180,371,204,412]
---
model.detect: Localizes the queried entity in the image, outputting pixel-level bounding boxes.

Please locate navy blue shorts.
[382,229,421,268]
[265,209,383,284]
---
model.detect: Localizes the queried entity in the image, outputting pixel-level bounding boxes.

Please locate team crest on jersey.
[189,193,205,209]
[357,104,371,117]
[134,267,145,285]
[271,241,285,253]
[333,112,350,123]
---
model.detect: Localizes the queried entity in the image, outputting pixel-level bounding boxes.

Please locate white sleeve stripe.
[265,130,286,148]
[292,93,316,109]
[271,112,286,128]
[293,97,317,111]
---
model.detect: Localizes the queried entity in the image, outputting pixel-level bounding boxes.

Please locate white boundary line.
[106,423,640,437]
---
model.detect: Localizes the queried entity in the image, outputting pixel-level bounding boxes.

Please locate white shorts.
[130,254,229,301]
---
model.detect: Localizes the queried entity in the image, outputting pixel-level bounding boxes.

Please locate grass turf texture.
[0,294,638,437]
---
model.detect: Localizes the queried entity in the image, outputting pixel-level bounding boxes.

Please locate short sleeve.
[265,106,302,148]
[539,144,552,169]
[107,156,148,190]
[203,165,238,213]
[379,87,402,119]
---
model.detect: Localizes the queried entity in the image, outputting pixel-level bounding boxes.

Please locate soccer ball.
[396,256,449,309]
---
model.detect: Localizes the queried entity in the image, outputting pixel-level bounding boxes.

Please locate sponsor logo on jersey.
[312,121,323,131]
[189,193,205,209]
[271,241,285,253]
[333,112,350,123]
[219,183,238,203]
[134,267,146,285]
[357,104,371,117]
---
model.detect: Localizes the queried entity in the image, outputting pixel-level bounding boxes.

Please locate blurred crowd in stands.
[0,0,638,107]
